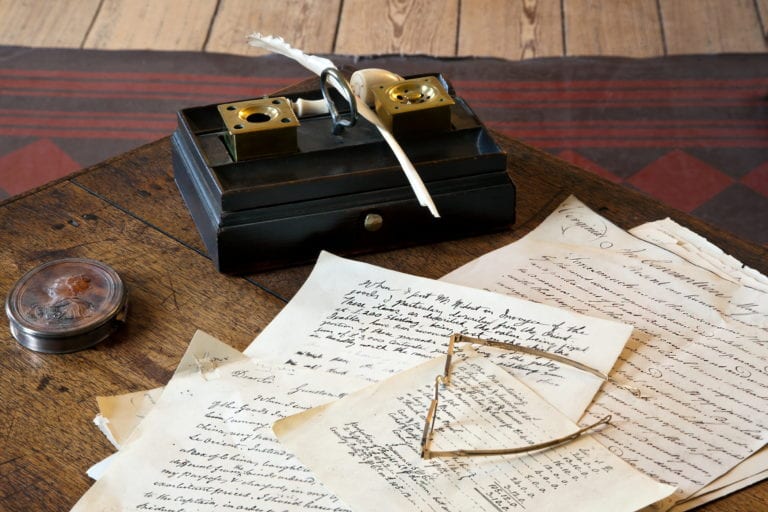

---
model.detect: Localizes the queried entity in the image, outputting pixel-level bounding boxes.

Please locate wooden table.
[1,104,766,510]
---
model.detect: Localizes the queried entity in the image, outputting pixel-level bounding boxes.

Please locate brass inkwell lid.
[5,258,128,353]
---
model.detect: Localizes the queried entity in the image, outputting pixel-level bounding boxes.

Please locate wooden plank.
[206,0,340,55]
[458,0,563,59]
[335,0,459,56]
[83,0,218,51]
[73,140,206,257]
[563,0,664,57]
[0,0,101,48]
[660,0,768,54]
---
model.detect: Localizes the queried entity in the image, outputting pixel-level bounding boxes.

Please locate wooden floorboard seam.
[655,0,669,55]
[331,0,346,54]
[202,0,223,52]
[80,0,106,50]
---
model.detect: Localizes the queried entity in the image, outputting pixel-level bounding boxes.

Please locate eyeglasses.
[420,333,612,459]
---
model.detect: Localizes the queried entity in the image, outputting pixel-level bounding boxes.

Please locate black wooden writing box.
[171,73,515,274]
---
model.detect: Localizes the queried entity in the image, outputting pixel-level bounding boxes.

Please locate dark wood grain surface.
[1,120,766,510]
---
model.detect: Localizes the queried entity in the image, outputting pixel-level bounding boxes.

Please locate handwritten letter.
[246,252,632,422]
[442,196,768,508]
[72,331,363,512]
[274,351,674,511]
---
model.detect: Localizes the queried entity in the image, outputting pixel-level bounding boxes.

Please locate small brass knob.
[364,213,383,232]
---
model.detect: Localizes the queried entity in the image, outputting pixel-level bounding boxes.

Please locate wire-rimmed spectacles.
[420,333,612,459]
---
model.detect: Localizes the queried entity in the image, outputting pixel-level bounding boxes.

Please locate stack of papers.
[73,196,768,511]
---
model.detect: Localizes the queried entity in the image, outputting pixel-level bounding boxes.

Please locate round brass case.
[5,258,128,353]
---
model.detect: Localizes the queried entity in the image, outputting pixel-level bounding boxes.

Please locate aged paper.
[246,251,633,422]
[92,331,247,449]
[274,350,675,511]
[630,219,768,510]
[630,218,768,294]
[73,330,365,511]
[86,331,248,479]
[94,388,164,449]
[671,458,768,511]
[441,196,768,509]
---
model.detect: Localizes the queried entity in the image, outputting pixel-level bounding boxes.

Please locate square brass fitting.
[217,97,300,161]
[372,76,455,138]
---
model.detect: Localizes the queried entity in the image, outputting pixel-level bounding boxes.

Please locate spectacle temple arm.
[420,333,613,459]
[422,414,612,459]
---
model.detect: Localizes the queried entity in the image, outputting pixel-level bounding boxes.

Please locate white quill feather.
[247,33,440,218]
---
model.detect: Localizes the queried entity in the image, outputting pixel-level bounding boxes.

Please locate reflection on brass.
[217,97,300,161]
[372,76,455,138]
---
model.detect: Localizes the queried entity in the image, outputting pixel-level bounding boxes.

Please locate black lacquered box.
[171,74,515,274]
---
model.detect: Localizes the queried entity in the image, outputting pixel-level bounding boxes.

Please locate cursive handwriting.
[443,201,768,505]
[273,354,672,511]
[122,361,358,512]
